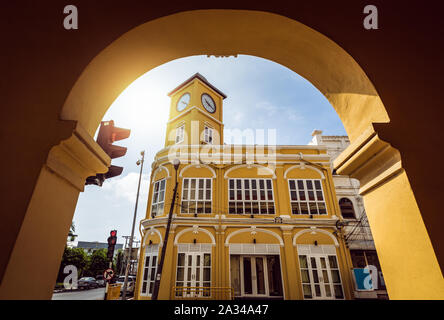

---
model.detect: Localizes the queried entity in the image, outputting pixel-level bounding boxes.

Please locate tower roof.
[167,73,227,99]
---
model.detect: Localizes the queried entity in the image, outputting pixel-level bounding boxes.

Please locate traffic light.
[86,120,131,186]
[107,230,117,261]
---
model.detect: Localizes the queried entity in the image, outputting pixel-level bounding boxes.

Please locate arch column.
[335,125,444,299]
[0,124,110,300]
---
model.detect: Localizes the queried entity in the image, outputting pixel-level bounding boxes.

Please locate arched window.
[339,198,355,219]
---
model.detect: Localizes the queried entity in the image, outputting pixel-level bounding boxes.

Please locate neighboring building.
[135,73,357,300]
[309,131,388,299]
[76,241,123,257]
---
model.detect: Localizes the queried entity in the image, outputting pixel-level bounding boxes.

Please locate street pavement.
[52,287,106,300]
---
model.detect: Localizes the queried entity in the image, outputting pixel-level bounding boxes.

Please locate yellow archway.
[1,9,442,300]
[61,10,388,141]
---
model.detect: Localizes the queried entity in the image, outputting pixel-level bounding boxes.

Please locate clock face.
[177,92,190,112]
[201,93,216,113]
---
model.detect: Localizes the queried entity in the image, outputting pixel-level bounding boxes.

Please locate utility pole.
[120,235,132,276]
[151,158,180,300]
[122,150,145,300]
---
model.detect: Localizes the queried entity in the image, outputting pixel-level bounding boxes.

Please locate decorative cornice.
[151,165,171,182]
[284,163,325,180]
[224,164,276,179]
[179,163,217,178]
[140,216,339,230]
[334,125,402,195]
[293,227,339,247]
[155,144,328,158]
[46,123,110,191]
[167,106,224,126]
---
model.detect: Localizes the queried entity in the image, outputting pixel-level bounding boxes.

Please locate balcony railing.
[172,286,234,300]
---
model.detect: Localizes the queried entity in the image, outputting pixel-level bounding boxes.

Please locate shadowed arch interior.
[61,10,389,142]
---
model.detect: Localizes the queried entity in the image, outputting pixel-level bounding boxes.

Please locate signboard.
[124,247,139,260]
[107,283,121,300]
[104,268,114,281]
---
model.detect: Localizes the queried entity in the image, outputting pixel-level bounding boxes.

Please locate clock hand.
[205,99,214,110]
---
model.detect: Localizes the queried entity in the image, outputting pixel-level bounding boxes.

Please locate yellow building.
[134,73,355,300]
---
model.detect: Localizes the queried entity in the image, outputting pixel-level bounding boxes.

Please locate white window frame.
[203,126,213,144]
[140,244,159,296]
[151,178,166,218]
[298,253,344,300]
[175,244,212,298]
[228,178,275,215]
[175,124,185,144]
[288,179,327,215]
[239,255,270,297]
[181,178,212,214]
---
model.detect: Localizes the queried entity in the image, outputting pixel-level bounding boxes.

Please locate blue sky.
[72,55,346,246]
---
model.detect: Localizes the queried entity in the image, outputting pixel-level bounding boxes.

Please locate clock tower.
[164,73,226,147]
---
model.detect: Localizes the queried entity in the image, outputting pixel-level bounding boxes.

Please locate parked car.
[116,276,136,295]
[78,277,99,290]
[95,275,105,287]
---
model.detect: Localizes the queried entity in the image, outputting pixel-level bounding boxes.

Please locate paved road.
[52,287,106,300]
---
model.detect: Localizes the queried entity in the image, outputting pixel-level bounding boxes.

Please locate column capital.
[46,122,110,191]
[334,125,402,195]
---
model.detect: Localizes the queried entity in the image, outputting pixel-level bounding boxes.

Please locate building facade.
[134,74,356,300]
[310,131,388,299]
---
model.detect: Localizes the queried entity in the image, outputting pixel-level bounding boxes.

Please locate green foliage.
[115,249,124,276]
[57,247,87,282]
[57,247,114,283]
[84,249,109,277]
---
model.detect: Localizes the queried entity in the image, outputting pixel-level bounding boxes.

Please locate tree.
[84,249,109,277]
[57,247,88,283]
[115,249,124,276]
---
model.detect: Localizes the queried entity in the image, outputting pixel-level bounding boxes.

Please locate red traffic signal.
[97,120,131,159]
[86,120,131,186]
[107,230,118,261]
[108,237,116,246]
[108,230,117,245]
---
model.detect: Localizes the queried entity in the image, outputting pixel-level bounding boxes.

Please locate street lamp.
[121,151,145,300]
[151,158,180,300]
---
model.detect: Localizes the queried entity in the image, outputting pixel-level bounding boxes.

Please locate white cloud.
[233,111,245,123]
[103,172,150,203]
[256,101,278,117]
[286,108,304,122]
[254,101,304,123]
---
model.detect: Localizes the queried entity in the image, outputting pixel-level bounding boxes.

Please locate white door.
[240,256,269,297]
[176,252,211,297]
[299,254,344,299]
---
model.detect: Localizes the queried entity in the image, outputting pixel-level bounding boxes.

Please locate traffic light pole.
[151,159,180,300]
[104,230,117,300]
[122,151,145,300]
[104,261,112,300]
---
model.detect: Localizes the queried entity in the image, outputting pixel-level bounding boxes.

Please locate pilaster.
[334,125,444,299]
